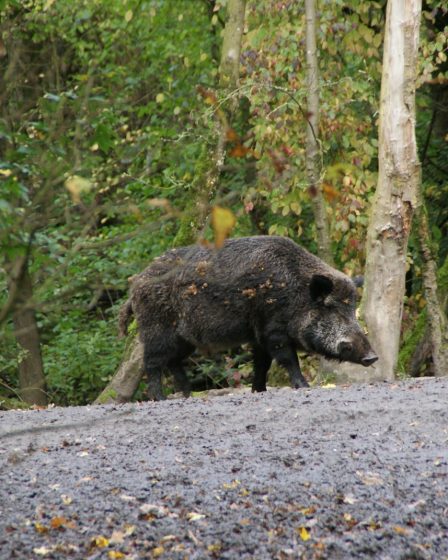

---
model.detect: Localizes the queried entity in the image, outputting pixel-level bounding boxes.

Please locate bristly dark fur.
[118,299,133,338]
[118,236,377,400]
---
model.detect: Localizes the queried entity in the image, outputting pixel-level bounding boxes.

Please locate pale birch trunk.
[305,0,333,265]
[360,0,422,381]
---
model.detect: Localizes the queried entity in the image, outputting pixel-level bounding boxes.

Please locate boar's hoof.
[361,352,378,367]
[292,380,309,389]
[252,384,267,393]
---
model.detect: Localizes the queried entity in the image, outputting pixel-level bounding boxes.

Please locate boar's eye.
[309,274,334,302]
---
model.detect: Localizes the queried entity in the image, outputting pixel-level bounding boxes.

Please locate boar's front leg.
[252,344,272,393]
[266,332,309,389]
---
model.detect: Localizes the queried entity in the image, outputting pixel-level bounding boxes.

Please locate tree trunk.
[96,1,247,404]
[415,210,448,376]
[94,335,143,404]
[304,0,333,265]
[360,0,422,381]
[9,260,47,405]
[219,0,246,90]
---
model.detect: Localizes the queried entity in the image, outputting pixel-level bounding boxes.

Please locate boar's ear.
[309,274,334,302]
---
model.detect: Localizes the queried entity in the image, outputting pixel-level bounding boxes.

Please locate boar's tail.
[118,299,134,338]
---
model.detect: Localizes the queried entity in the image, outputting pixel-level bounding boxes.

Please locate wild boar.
[119,236,378,400]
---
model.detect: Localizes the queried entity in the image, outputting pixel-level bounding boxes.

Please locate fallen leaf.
[33,547,52,556]
[109,530,125,544]
[152,546,165,557]
[187,512,206,521]
[393,525,410,536]
[299,506,317,516]
[123,524,135,536]
[356,471,383,486]
[222,479,240,490]
[108,552,125,560]
[120,494,136,502]
[34,522,48,534]
[50,516,69,529]
[156,536,175,546]
[298,526,310,541]
[92,536,109,548]
[342,494,357,505]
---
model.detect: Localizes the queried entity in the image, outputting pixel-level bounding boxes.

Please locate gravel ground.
[1,377,447,560]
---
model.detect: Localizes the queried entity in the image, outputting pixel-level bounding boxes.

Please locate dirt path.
[1,378,447,559]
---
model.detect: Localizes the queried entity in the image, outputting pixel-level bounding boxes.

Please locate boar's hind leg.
[168,361,191,398]
[143,340,171,401]
[144,338,194,401]
[252,344,272,393]
[168,339,194,397]
[266,333,309,389]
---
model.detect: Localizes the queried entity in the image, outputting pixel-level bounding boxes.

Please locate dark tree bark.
[8,259,47,405]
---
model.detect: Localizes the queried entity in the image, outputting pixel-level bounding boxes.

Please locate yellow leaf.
[123,524,135,536]
[299,506,316,515]
[152,546,165,557]
[92,536,110,548]
[108,552,125,559]
[298,526,310,541]
[222,479,240,490]
[155,93,165,103]
[393,525,410,536]
[211,206,236,248]
[160,535,177,543]
[65,175,92,204]
[34,522,48,534]
[0,169,12,177]
[125,10,133,22]
[207,543,222,553]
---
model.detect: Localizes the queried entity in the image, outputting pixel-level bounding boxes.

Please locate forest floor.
[0,377,447,560]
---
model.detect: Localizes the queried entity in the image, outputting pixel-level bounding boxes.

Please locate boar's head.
[298,274,378,367]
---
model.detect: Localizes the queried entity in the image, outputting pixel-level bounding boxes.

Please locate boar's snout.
[336,341,378,367]
[361,351,378,367]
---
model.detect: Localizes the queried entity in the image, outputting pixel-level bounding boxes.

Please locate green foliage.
[1,0,447,405]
